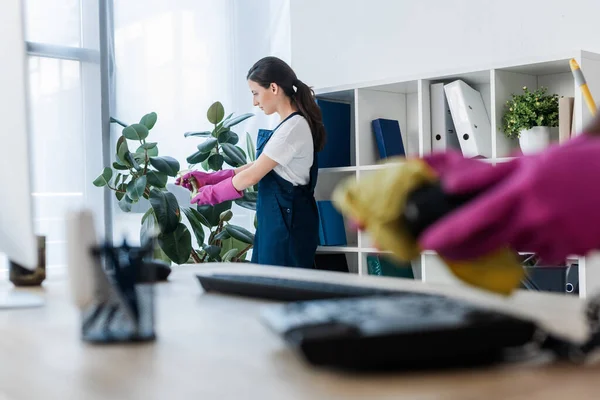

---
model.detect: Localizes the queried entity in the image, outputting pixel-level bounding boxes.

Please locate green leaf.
[222,112,234,123]
[225,224,255,244]
[203,244,221,260]
[197,201,232,227]
[222,248,239,262]
[220,236,248,261]
[115,183,127,201]
[234,191,258,211]
[137,142,159,157]
[201,158,210,171]
[117,136,130,165]
[223,113,253,128]
[126,176,147,201]
[222,153,240,168]
[214,230,231,241]
[113,161,129,170]
[93,168,112,187]
[207,154,224,171]
[140,112,157,130]
[146,170,168,188]
[246,132,256,162]
[218,130,240,145]
[122,123,150,141]
[220,210,233,222]
[186,150,212,164]
[158,223,192,265]
[114,173,123,188]
[149,188,180,234]
[197,138,218,154]
[118,195,133,212]
[184,131,212,138]
[221,143,246,166]
[153,245,172,266]
[181,207,206,246]
[207,101,225,125]
[141,207,154,226]
[149,156,180,177]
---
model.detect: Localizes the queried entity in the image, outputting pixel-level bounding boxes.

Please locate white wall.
[290,0,600,88]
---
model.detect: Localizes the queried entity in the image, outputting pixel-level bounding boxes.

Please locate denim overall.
[250,112,319,268]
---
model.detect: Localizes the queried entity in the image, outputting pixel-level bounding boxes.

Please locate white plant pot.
[519,126,551,155]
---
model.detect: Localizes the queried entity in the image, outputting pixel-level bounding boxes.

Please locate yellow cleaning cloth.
[332,157,525,295]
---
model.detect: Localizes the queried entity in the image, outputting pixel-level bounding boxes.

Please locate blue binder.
[316,201,347,246]
[316,99,351,168]
[371,118,405,159]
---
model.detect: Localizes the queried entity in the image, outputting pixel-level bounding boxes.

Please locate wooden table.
[0,263,599,400]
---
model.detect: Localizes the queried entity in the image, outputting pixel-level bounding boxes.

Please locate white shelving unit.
[314,50,600,299]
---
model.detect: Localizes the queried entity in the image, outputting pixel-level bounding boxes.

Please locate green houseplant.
[93,103,257,276]
[501,86,559,154]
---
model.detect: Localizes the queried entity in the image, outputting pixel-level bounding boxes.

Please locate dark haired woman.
[177,56,326,269]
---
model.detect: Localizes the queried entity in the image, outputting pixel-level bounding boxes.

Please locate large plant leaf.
[217,130,239,145]
[126,175,147,201]
[186,150,211,164]
[149,156,180,177]
[93,168,112,187]
[118,195,134,212]
[146,170,168,188]
[140,112,157,130]
[207,154,224,171]
[200,158,210,171]
[222,153,240,168]
[234,191,258,211]
[149,188,180,234]
[207,101,225,124]
[182,207,206,247]
[122,123,149,141]
[246,132,256,162]
[141,207,154,226]
[113,161,129,170]
[117,136,130,165]
[184,131,212,138]
[125,152,142,171]
[225,224,254,244]
[158,223,192,264]
[197,201,232,227]
[213,230,231,241]
[223,113,253,128]
[221,143,246,166]
[197,138,218,154]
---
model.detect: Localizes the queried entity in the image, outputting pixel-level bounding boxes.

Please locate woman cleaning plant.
[176,56,326,269]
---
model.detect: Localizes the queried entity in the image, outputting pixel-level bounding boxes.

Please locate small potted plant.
[501,86,559,154]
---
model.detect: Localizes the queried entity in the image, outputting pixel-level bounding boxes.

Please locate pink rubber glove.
[419,133,600,264]
[176,169,235,191]
[190,177,243,206]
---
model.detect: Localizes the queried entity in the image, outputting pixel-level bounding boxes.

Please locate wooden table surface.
[0,263,599,400]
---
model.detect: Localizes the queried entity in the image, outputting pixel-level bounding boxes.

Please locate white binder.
[430,83,460,152]
[443,80,492,158]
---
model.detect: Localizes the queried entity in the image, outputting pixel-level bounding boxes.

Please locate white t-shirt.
[262,114,314,186]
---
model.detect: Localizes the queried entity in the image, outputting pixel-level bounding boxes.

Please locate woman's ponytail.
[292,79,326,152]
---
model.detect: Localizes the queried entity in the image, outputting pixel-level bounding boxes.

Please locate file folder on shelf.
[430,83,461,152]
[371,118,406,159]
[443,80,492,158]
[316,99,352,168]
[317,200,347,246]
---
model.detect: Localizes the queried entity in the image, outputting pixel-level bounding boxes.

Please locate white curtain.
[112,0,291,247]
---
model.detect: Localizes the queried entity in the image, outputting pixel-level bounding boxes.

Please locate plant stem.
[190,249,202,263]
[233,244,252,262]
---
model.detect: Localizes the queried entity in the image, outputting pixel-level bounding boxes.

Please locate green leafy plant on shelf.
[501,86,559,139]
[93,104,257,270]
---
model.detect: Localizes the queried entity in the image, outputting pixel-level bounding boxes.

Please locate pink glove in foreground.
[176,169,235,190]
[419,133,600,264]
[191,177,243,206]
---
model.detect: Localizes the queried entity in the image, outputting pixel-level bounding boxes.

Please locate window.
[22,0,107,272]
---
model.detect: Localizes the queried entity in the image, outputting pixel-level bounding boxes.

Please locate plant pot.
[519,126,551,155]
